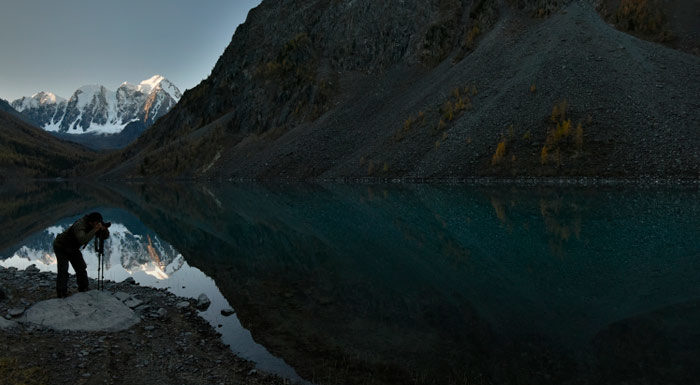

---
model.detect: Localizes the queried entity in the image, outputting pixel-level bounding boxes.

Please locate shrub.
[550,100,568,123]
[442,101,455,121]
[616,0,665,34]
[541,99,586,165]
[575,121,583,152]
[404,117,414,131]
[541,145,549,165]
[437,119,446,132]
[492,139,507,165]
[465,24,481,50]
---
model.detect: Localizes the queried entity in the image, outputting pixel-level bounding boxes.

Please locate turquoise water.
[1,182,698,384]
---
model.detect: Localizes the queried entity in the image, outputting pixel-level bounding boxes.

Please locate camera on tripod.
[96,221,111,240]
[95,221,111,256]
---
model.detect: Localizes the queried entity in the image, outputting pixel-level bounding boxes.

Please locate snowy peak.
[11,76,181,135]
[33,91,65,105]
[12,92,65,111]
[120,75,181,101]
[137,75,165,94]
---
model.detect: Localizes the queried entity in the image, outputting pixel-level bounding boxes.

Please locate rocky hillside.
[94,0,699,179]
[0,110,96,180]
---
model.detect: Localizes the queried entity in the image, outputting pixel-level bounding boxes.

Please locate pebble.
[113,292,131,302]
[8,307,25,317]
[220,308,235,316]
[124,298,144,309]
[196,294,211,311]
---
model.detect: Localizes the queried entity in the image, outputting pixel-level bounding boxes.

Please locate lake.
[1,181,698,385]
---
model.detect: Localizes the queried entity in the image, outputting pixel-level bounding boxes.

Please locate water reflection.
[0,207,305,383]
[0,182,698,385]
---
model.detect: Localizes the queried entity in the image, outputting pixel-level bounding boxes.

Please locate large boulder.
[20,291,140,332]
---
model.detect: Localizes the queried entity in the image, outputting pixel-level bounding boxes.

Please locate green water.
[1,182,698,384]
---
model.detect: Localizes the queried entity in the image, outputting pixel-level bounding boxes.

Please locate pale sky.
[0,0,262,101]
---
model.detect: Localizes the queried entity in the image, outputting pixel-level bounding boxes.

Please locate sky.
[0,0,262,101]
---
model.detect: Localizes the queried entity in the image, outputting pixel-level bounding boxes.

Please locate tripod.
[95,236,106,290]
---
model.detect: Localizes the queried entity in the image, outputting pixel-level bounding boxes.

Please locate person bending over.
[53,212,107,298]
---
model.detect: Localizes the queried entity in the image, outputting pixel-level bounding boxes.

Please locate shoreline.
[0,264,293,385]
[7,175,700,187]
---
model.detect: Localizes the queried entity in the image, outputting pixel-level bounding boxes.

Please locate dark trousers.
[54,245,89,297]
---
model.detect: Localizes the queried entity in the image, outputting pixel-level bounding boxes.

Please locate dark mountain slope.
[0,110,96,180]
[94,0,699,179]
[0,98,38,126]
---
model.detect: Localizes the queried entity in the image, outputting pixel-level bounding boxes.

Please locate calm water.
[1,182,698,385]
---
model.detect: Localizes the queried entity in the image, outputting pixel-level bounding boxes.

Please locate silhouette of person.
[52,212,106,298]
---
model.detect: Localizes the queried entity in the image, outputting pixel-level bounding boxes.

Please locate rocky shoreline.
[0,264,291,385]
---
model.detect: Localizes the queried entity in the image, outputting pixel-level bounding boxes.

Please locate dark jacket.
[53,216,99,251]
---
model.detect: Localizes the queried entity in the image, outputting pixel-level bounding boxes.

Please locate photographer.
[53,212,109,298]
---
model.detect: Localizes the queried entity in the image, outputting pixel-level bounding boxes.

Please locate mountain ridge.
[90,0,698,180]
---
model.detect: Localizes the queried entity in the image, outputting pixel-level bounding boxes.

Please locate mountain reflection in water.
[0,182,698,385]
[0,206,305,382]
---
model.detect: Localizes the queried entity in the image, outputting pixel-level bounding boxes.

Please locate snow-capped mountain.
[11,75,181,135]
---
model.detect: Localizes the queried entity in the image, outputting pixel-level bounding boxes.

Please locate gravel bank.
[0,264,292,385]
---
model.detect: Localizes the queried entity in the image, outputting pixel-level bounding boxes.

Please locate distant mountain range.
[9,75,181,149]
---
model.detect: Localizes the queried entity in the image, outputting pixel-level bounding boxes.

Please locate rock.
[220,308,235,316]
[113,292,131,302]
[196,294,211,311]
[25,264,40,273]
[124,298,143,309]
[20,290,140,332]
[156,308,167,319]
[0,317,17,329]
[176,301,190,309]
[122,277,136,285]
[248,369,258,376]
[8,307,25,317]
[0,284,6,300]
[144,325,155,331]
